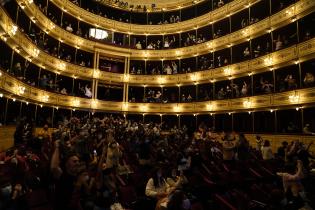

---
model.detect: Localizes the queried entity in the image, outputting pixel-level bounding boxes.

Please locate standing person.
[261,140,274,160]
[277,160,306,209]
[51,140,87,210]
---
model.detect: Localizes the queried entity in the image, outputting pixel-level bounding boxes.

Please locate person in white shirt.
[84,85,92,98]
[145,167,170,199]
[261,140,274,160]
[165,65,172,75]
[147,43,154,49]
[66,23,73,33]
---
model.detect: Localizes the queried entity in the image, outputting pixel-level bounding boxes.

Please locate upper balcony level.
[85,0,208,13]
[10,0,315,59]
[35,0,260,34]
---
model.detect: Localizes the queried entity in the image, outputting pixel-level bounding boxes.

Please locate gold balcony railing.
[44,0,259,35]
[16,0,315,59]
[1,69,315,114]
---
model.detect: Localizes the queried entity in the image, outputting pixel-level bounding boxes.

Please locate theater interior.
[0,0,315,209]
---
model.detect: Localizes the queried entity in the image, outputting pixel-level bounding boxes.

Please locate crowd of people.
[1,114,315,210]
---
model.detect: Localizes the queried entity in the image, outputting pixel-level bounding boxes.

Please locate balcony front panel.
[1,70,315,114]
[44,0,259,35]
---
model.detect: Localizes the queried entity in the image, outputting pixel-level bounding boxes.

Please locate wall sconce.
[73,99,80,107]
[206,103,213,111]
[123,74,130,82]
[140,105,148,112]
[91,100,98,108]
[243,98,252,108]
[264,57,273,66]
[190,74,198,82]
[289,91,299,103]
[122,103,128,111]
[224,67,232,76]
[42,95,49,102]
[58,62,66,70]
[10,25,18,36]
[158,77,165,84]
[173,105,181,112]
[93,69,100,78]
[17,86,25,95]
[32,48,40,57]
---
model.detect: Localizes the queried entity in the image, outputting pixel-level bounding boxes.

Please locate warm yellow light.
[42,95,49,102]
[173,105,181,112]
[91,100,98,108]
[140,105,148,112]
[206,104,213,111]
[243,99,252,108]
[264,57,273,66]
[123,74,130,82]
[17,86,25,95]
[224,67,232,76]
[122,103,128,111]
[93,69,100,78]
[10,25,18,35]
[73,99,80,107]
[289,93,299,103]
[158,77,165,84]
[32,48,40,57]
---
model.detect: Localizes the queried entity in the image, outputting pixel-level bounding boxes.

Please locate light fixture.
[173,105,181,112]
[158,77,165,84]
[264,57,273,66]
[289,92,299,103]
[224,67,231,76]
[91,100,98,108]
[141,105,148,112]
[0,93,3,97]
[12,98,16,102]
[42,95,49,102]
[32,48,40,57]
[123,74,129,82]
[58,62,66,70]
[73,99,80,107]
[93,69,100,78]
[10,25,18,35]
[206,104,213,111]
[122,103,128,111]
[17,86,25,95]
[243,98,252,108]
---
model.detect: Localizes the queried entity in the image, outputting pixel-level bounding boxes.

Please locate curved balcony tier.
[43,0,258,34]
[1,69,315,114]
[14,0,315,59]
[94,0,207,12]
[1,14,315,86]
